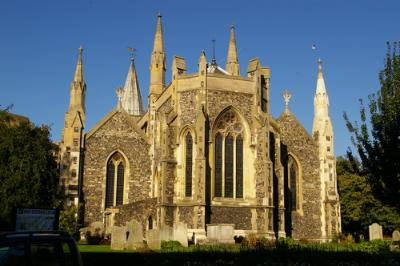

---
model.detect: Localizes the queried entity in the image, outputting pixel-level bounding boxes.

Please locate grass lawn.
[78,244,133,253]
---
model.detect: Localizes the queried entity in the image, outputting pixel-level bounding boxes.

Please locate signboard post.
[15,208,59,231]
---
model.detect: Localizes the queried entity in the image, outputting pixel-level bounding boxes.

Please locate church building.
[59,14,341,241]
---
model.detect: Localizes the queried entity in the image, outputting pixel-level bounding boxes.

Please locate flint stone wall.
[277,112,322,240]
[209,207,252,230]
[113,198,157,236]
[83,111,152,226]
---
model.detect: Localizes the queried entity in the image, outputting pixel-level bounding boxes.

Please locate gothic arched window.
[288,155,300,211]
[185,132,193,197]
[105,152,126,208]
[214,109,244,199]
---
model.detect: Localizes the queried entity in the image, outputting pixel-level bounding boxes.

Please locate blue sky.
[0,0,399,156]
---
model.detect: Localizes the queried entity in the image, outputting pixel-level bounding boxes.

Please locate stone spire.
[73,46,84,83]
[120,59,144,115]
[225,25,240,76]
[69,46,86,125]
[152,12,164,53]
[312,58,330,133]
[312,58,341,239]
[149,12,166,99]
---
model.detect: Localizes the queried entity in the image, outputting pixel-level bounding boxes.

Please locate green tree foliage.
[344,42,400,212]
[59,205,77,236]
[0,108,60,230]
[337,156,400,236]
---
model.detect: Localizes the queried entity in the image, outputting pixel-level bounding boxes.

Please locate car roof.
[0,231,73,241]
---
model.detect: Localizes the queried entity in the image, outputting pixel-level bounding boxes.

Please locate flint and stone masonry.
[59,15,341,242]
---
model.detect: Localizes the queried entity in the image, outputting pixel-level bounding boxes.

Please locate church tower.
[225,25,240,76]
[312,59,341,240]
[118,58,144,115]
[60,46,86,206]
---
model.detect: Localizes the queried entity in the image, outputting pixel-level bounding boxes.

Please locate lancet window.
[214,109,244,199]
[185,132,193,197]
[288,155,300,211]
[105,152,126,208]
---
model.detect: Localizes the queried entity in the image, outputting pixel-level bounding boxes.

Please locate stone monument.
[125,219,144,250]
[369,223,383,240]
[111,225,127,250]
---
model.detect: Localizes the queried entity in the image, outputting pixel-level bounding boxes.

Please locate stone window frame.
[211,107,247,201]
[179,127,196,200]
[103,150,130,209]
[287,153,303,216]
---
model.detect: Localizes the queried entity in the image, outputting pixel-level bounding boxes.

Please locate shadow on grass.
[81,249,400,266]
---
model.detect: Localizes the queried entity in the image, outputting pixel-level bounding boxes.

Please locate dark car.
[0,231,83,266]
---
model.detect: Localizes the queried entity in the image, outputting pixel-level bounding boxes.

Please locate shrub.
[161,240,184,252]
[359,240,391,254]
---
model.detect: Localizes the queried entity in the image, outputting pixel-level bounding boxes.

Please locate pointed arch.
[287,153,303,214]
[212,107,247,199]
[104,151,128,208]
[185,132,193,197]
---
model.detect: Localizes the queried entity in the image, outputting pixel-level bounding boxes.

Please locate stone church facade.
[59,15,341,242]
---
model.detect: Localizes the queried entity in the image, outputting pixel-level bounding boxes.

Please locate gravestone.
[207,224,235,244]
[160,226,173,241]
[126,219,144,250]
[147,229,161,250]
[111,225,127,250]
[369,223,383,240]
[173,222,188,247]
[393,230,400,241]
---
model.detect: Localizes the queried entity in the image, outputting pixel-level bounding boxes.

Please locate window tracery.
[105,152,126,208]
[214,109,244,199]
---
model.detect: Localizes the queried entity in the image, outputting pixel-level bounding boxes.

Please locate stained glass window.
[225,135,234,198]
[215,133,223,197]
[116,163,124,205]
[236,136,243,198]
[105,162,115,208]
[185,133,193,197]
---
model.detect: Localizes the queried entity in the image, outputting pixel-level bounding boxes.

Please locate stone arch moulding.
[287,152,303,216]
[210,106,252,201]
[176,126,196,200]
[211,105,251,138]
[102,150,130,210]
[178,125,197,144]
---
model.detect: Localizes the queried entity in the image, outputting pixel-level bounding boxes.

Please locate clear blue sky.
[1,0,399,156]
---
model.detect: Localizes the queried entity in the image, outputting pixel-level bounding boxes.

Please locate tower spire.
[74,46,84,82]
[152,12,164,54]
[149,13,166,99]
[69,46,86,121]
[120,58,144,115]
[226,24,240,76]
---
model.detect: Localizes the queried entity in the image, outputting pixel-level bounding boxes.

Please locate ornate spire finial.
[116,87,124,110]
[152,12,164,53]
[157,11,162,18]
[283,89,292,113]
[318,58,323,78]
[211,39,217,65]
[226,24,240,75]
[74,46,84,82]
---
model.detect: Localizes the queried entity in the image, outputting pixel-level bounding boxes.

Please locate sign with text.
[15,208,59,231]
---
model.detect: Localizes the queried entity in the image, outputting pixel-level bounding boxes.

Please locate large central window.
[105,152,126,208]
[214,109,244,199]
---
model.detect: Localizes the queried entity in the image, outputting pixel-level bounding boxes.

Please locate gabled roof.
[86,108,148,142]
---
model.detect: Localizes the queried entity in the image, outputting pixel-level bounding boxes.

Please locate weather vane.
[127,47,136,61]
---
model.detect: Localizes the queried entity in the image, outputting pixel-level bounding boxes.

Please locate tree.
[0,108,60,230]
[344,42,400,212]
[337,156,400,236]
